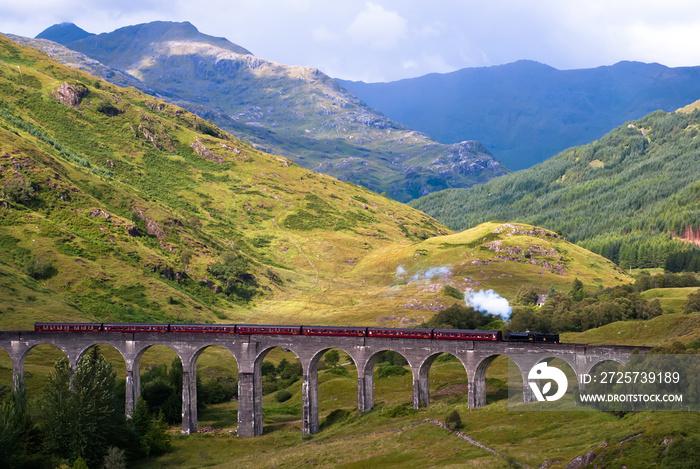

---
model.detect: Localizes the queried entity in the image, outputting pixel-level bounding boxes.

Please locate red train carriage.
[236,325,301,335]
[102,323,169,333]
[367,327,432,339]
[170,324,237,333]
[301,326,367,337]
[433,329,501,341]
[35,323,102,332]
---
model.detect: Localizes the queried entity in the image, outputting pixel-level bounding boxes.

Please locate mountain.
[0,35,628,329]
[24,22,509,202]
[338,60,700,170]
[35,22,93,43]
[410,103,700,271]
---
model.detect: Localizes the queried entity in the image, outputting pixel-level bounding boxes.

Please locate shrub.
[381,402,416,418]
[325,367,351,377]
[376,365,409,379]
[661,437,700,469]
[274,390,292,403]
[24,255,56,280]
[684,289,700,314]
[444,410,463,430]
[2,178,33,204]
[320,409,351,430]
[443,285,463,299]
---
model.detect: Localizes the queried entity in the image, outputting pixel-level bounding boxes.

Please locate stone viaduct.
[0,331,644,437]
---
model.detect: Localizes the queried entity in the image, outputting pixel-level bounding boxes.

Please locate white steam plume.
[410,266,451,282]
[464,289,512,319]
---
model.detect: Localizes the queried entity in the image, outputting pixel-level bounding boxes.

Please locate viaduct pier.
[0,331,643,436]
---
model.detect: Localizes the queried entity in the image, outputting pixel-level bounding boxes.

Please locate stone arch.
[250,345,304,436]
[15,342,71,395]
[132,343,186,430]
[74,343,129,412]
[471,354,524,408]
[525,355,579,403]
[415,352,469,408]
[358,348,415,414]
[187,344,240,433]
[75,342,128,366]
[0,344,13,390]
[582,357,627,377]
[304,347,360,435]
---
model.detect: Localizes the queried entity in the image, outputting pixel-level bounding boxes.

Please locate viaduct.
[0,331,643,437]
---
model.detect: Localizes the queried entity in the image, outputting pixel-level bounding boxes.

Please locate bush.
[661,437,700,468]
[274,390,292,403]
[24,255,56,280]
[320,409,351,430]
[380,402,416,418]
[2,178,33,204]
[376,365,409,379]
[325,367,351,377]
[684,289,700,314]
[444,410,463,430]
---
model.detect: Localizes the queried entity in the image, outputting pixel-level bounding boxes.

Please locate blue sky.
[2,0,700,82]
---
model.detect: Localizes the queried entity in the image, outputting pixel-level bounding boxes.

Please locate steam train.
[34,323,559,343]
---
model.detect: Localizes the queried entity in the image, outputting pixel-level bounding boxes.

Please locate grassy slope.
[0,33,450,329]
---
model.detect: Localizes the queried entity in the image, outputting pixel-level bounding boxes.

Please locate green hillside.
[411,105,700,271]
[12,23,510,202]
[0,35,631,331]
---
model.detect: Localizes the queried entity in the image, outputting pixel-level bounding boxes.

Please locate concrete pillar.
[254,366,263,435]
[412,365,430,409]
[521,370,536,403]
[466,354,493,409]
[237,372,256,437]
[124,359,137,418]
[357,368,374,412]
[12,357,24,390]
[181,366,197,434]
[302,371,319,435]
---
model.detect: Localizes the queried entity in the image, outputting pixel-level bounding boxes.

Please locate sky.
[2,0,700,82]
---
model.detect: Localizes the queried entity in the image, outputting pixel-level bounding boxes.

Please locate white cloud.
[347,1,407,51]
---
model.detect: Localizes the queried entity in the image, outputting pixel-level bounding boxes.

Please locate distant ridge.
[36,22,93,43]
[339,60,700,170]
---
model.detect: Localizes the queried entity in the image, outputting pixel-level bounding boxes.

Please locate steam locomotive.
[33,323,559,343]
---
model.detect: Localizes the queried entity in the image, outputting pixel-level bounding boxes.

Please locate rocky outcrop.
[190,137,223,164]
[52,82,88,108]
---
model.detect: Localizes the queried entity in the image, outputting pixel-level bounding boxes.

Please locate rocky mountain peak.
[36,22,93,43]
